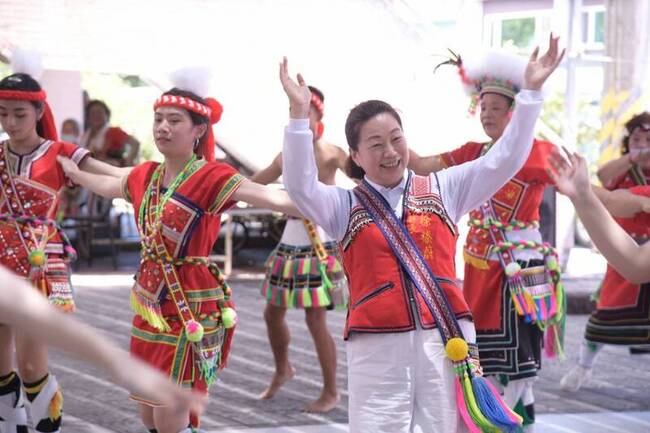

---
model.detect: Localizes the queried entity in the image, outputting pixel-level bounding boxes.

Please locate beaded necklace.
[139,154,198,236]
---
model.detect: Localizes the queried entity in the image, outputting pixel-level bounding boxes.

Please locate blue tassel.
[471,376,522,433]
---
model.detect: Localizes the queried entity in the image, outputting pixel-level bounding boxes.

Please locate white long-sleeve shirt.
[283,90,543,241]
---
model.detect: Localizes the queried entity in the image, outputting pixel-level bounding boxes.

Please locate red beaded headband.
[153,94,211,118]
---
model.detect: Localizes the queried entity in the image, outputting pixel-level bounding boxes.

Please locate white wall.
[40,69,82,134]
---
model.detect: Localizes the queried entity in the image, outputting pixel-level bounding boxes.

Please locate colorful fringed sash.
[302,219,348,309]
[354,178,523,433]
[478,201,566,359]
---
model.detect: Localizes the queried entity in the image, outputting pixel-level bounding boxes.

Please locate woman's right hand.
[548,148,591,201]
[279,57,311,119]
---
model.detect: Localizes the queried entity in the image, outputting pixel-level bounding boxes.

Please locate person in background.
[561,113,650,391]
[409,50,564,431]
[252,85,349,412]
[81,99,140,167]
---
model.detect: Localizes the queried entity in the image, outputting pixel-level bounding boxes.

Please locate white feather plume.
[463,50,526,87]
[168,67,212,97]
[10,48,44,79]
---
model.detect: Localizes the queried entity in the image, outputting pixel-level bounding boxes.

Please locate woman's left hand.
[524,33,565,91]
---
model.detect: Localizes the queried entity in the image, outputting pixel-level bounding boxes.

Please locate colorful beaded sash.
[478,201,565,359]
[134,160,236,386]
[301,219,348,309]
[354,176,522,433]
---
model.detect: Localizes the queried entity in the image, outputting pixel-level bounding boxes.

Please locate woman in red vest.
[561,113,650,391]
[57,69,300,433]
[280,34,563,433]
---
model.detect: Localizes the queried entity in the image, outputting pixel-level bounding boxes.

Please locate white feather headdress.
[168,66,212,97]
[10,48,43,79]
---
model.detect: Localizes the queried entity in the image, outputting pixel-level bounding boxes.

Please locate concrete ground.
[8,247,649,433]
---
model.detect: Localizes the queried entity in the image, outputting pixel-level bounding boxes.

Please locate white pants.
[346,320,475,433]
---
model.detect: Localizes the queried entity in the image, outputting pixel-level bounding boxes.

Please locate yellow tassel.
[48,389,63,421]
[129,291,171,332]
[463,250,490,270]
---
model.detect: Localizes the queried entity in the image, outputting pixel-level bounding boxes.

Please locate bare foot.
[258,366,295,400]
[303,391,340,413]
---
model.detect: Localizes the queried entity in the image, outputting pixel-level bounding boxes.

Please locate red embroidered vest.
[341,174,471,339]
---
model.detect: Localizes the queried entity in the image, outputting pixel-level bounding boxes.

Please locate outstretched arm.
[408,149,446,176]
[58,156,124,199]
[231,179,302,218]
[549,149,650,283]
[593,186,650,218]
[80,156,133,178]
[597,151,650,188]
[250,153,282,185]
[0,266,206,414]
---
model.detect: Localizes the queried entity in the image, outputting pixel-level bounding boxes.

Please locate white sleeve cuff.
[288,118,310,131]
[517,89,543,103]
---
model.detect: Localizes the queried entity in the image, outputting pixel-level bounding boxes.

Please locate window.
[582,6,606,49]
[501,17,535,49]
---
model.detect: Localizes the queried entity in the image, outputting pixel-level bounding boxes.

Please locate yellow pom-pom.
[445,337,469,362]
[28,249,46,267]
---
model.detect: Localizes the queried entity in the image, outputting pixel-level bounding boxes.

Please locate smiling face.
[0,99,42,142]
[350,112,408,188]
[153,106,206,159]
[479,92,513,142]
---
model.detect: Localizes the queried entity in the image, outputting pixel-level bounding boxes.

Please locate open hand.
[524,33,565,91]
[279,57,311,119]
[548,147,591,200]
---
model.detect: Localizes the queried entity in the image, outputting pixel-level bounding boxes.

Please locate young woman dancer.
[0,62,131,433]
[58,72,299,433]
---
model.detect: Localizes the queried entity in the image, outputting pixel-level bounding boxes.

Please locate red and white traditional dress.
[0,139,89,311]
[441,139,558,379]
[586,167,650,345]
[124,159,244,403]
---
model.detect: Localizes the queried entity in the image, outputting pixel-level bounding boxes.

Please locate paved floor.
[27,265,647,433]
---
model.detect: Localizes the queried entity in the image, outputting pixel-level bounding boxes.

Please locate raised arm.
[0,265,206,414]
[231,179,302,218]
[250,153,282,185]
[549,150,650,283]
[279,58,350,240]
[438,34,564,222]
[593,185,650,218]
[408,148,446,176]
[58,156,124,199]
[80,156,133,178]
